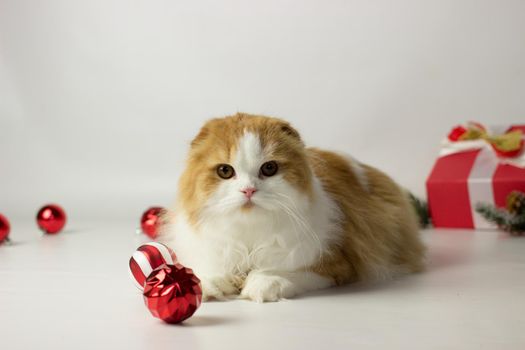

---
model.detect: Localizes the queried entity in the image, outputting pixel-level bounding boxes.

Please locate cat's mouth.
[241,201,255,211]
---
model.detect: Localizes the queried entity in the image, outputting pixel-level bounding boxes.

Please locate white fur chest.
[167,176,341,279]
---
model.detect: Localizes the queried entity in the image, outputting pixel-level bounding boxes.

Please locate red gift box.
[426,125,525,229]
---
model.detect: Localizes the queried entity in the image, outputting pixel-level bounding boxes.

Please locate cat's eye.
[216,164,235,179]
[260,161,278,177]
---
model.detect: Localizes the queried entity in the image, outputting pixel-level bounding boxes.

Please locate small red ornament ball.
[36,204,66,234]
[143,264,202,324]
[140,207,166,239]
[0,213,10,244]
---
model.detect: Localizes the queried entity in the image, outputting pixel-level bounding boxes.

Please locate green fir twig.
[475,202,525,235]
[408,193,431,228]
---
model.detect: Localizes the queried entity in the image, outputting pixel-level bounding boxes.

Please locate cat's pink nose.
[241,187,257,199]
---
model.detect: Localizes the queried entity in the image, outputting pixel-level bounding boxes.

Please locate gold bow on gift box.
[448,122,524,157]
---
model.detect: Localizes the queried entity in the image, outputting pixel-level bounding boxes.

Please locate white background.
[1,0,525,223]
[1,3,525,349]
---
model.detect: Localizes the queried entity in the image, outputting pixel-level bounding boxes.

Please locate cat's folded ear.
[190,125,209,148]
[277,120,303,144]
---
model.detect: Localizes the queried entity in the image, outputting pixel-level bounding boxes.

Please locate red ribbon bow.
[447,122,524,158]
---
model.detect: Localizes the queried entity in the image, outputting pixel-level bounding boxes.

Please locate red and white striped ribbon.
[128,242,178,290]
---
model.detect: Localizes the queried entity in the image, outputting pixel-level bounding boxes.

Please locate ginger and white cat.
[163,113,425,302]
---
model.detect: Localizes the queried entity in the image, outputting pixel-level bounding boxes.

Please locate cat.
[162,113,425,302]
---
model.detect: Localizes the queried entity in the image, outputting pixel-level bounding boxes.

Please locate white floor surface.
[1,222,524,350]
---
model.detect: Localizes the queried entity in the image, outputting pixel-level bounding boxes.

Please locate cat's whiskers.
[272,195,325,266]
[266,199,309,270]
[197,198,242,226]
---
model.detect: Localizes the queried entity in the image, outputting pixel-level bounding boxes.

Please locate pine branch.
[475,203,525,235]
[408,193,431,228]
[475,203,511,226]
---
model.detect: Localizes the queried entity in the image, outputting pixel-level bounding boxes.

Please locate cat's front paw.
[240,271,295,303]
[200,276,240,301]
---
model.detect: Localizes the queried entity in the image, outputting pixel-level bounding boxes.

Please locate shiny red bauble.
[36,204,67,234]
[0,213,10,244]
[143,264,202,324]
[140,207,166,239]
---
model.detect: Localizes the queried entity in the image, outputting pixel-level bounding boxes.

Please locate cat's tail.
[408,192,431,228]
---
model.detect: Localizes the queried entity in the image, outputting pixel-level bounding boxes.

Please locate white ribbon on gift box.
[438,127,525,229]
[467,147,499,229]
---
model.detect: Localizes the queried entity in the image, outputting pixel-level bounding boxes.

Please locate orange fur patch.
[307,148,425,283]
